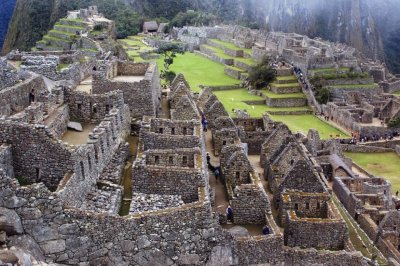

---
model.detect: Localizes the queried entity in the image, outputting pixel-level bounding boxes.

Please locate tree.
[155,43,184,84]
[315,85,330,104]
[248,56,276,89]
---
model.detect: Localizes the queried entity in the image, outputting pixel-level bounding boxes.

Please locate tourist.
[262,225,270,235]
[203,119,208,132]
[206,152,211,165]
[226,205,234,223]
[396,191,399,197]
[214,166,220,181]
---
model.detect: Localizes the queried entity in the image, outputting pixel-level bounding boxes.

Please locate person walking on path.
[226,205,233,223]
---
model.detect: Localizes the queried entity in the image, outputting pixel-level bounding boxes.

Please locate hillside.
[2,0,400,73]
[0,0,16,49]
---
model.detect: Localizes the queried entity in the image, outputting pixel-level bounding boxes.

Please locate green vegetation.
[276,76,298,82]
[315,86,330,104]
[248,56,276,89]
[156,43,185,84]
[263,91,306,99]
[210,39,242,51]
[270,82,299,88]
[153,53,239,92]
[332,195,387,264]
[169,10,216,29]
[16,176,32,186]
[344,152,400,193]
[57,63,70,71]
[235,57,256,66]
[387,117,400,128]
[269,114,349,139]
[202,45,234,59]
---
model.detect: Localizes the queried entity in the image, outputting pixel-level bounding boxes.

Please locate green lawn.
[202,44,234,59]
[393,91,400,96]
[271,82,300,88]
[344,152,400,193]
[263,91,306,99]
[276,76,298,82]
[214,89,311,117]
[153,53,239,92]
[210,39,242,51]
[270,114,349,139]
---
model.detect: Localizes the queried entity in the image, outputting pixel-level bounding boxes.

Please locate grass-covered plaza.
[345,152,400,193]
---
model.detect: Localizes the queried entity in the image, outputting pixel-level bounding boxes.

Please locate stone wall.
[44,104,69,139]
[231,183,271,224]
[0,120,73,190]
[64,88,124,123]
[0,145,14,178]
[341,144,394,153]
[0,74,47,117]
[265,97,307,107]
[92,61,161,118]
[284,209,348,250]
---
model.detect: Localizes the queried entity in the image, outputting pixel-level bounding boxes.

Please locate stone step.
[270,83,301,94]
[48,30,75,41]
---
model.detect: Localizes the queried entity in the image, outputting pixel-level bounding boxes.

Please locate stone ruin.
[3,19,400,265]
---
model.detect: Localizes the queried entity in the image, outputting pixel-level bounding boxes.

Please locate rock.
[133,249,173,266]
[3,196,27,209]
[0,250,18,264]
[137,235,151,249]
[178,254,201,265]
[8,235,46,262]
[0,231,6,243]
[58,223,78,235]
[121,240,135,252]
[67,122,83,132]
[32,225,58,243]
[0,207,23,235]
[40,240,66,254]
[227,226,249,238]
[206,246,236,266]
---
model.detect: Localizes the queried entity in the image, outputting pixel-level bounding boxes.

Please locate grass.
[332,195,387,265]
[54,23,85,30]
[214,89,311,117]
[344,152,400,193]
[209,39,242,51]
[235,57,256,65]
[152,53,239,92]
[262,91,306,99]
[57,63,70,71]
[270,82,300,88]
[202,44,234,59]
[269,114,349,139]
[393,91,400,96]
[276,76,298,82]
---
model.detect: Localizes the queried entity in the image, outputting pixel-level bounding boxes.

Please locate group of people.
[293,66,309,90]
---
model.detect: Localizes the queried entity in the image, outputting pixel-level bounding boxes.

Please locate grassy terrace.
[209,38,252,54]
[262,91,306,99]
[202,44,234,59]
[344,152,400,193]
[234,57,256,65]
[49,30,76,37]
[271,82,300,88]
[154,53,239,92]
[57,63,70,71]
[43,35,70,43]
[54,23,85,30]
[276,75,298,82]
[270,114,349,138]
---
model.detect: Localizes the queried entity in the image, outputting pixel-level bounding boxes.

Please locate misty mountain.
[0,0,16,49]
[2,0,400,73]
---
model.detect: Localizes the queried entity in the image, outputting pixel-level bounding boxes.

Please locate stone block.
[0,207,23,235]
[41,240,66,254]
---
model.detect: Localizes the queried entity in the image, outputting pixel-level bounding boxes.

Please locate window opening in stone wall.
[159,128,163,134]
[155,156,160,165]
[182,156,188,166]
[106,105,110,112]
[236,171,240,179]
[88,154,92,171]
[171,128,175,135]
[80,161,85,179]
[93,107,97,113]
[169,156,173,165]
[306,203,310,209]
[77,103,82,110]
[294,203,298,210]
[316,202,320,209]
[183,127,187,135]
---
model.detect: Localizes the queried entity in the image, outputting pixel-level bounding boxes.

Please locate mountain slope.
[0,0,16,49]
